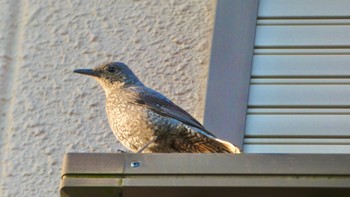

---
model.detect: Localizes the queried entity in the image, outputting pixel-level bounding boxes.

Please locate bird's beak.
[73,69,100,77]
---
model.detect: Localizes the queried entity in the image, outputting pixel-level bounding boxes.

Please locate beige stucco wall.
[0,0,215,196]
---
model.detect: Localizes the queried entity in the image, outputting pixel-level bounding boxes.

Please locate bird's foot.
[137,136,158,153]
[117,149,127,153]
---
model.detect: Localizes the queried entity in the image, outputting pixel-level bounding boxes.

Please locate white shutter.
[244,0,350,153]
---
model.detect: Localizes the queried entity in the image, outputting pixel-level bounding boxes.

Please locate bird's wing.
[131,87,216,137]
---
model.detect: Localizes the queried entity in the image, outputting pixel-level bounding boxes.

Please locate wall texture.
[0,0,215,196]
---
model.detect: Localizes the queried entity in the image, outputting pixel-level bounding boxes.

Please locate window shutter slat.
[245,0,350,153]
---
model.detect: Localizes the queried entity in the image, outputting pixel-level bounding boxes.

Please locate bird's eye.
[108,66,116,73]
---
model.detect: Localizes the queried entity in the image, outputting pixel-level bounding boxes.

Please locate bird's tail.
[213,138,241,153]
[195,137,241,153]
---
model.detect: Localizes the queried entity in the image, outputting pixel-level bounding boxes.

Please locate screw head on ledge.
[130,161,141,168]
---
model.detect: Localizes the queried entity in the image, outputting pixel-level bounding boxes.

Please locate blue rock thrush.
[74,62,241,153]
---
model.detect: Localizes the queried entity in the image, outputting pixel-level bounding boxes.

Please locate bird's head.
[74,62,143,90]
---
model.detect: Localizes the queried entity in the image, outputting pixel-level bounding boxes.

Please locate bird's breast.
[105,96,157,151]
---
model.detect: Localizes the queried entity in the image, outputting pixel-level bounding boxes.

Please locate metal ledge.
[60,153,350,197]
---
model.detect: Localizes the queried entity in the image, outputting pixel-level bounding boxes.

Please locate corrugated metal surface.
[244,0,350,153]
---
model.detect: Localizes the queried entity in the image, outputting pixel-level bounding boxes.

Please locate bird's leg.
[137,136,158,153]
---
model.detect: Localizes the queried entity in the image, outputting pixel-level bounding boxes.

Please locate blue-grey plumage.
[74,62,240,153]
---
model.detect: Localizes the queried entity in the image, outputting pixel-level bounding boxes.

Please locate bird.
[74,62,241,153]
